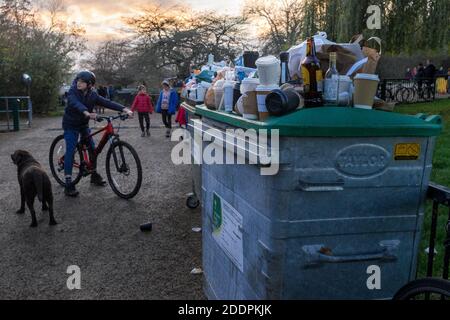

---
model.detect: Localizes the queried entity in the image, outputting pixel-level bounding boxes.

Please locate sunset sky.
[38,0,245,42]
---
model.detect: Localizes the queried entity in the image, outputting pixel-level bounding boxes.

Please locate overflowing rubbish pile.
[182,32,390,121]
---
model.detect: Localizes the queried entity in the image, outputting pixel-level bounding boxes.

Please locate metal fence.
[378,77,449,105]
[0,96,33,131]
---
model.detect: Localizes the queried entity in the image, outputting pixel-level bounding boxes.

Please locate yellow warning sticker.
[394,143,421,160]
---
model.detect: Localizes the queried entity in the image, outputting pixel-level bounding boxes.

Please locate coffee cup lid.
[242,78,260,85]
[354,73,380,81]
[256,84,280,91]
[223,81,236,88]
[255,55,279,66]
[214,79,225,87]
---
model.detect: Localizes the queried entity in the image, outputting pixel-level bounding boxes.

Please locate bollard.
[27,98,32,127]
[11,98,20,131]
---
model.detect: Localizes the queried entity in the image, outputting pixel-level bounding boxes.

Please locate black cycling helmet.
[76,70,96,86]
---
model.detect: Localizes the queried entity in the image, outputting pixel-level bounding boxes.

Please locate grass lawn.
[396,98,450,278]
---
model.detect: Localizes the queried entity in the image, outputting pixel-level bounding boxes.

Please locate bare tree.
[196,13,250,60]
[37,0,65,31]
[85,40,135,87]
[127,5,249,79]
[244,0,306,54]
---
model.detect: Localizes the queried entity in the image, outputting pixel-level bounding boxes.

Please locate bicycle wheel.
[393,278,450,300]
[49,134,83,187]
[403,88,414,104]
[409,87,419,103]
[385,88,394,102]
[106,140,142,199]
[396,88,407,104]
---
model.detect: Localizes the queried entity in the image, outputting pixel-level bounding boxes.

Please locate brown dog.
[11,150,57,227]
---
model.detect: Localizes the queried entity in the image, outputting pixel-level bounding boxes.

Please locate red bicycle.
[49,113,142,199]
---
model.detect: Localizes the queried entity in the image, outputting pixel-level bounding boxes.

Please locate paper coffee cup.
[353,73,379,109]
[256,85,279,121]
[242,91,259,120]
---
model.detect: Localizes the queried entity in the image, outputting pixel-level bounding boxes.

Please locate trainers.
[90,172,107,186]
[146,129,150,137]
[166,129,171,138]
[141,132,145,137]
[64,185,79,197]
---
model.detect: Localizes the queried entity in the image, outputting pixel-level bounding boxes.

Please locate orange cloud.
[38,0,244,42]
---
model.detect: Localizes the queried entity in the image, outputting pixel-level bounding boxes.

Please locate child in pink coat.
[131,85,154,137]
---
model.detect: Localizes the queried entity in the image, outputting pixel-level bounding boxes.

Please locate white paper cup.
[242,91,258,120]
[353,73,379,109]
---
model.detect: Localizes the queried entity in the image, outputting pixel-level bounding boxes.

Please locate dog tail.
[33,173,44,202]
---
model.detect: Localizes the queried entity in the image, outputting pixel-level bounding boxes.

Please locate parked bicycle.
[394,278,450,300]
[379,78,436,104]
[49,113,142,199]
[393,182,450,300]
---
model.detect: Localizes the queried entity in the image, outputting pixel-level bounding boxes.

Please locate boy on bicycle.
[63,70,133,197]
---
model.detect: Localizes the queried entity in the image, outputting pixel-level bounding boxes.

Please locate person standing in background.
[447,68,450,94]
[435,66,448,95]
[416,63,425,98]
[108,85,115,101]
[411,67,417,78]
[96,85,108,114]
[156,80,179,138]
[405,68,413,80]
[424,59,437,99]
[131,85,154,137]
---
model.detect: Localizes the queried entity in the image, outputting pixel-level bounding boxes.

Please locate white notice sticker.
[212,193,244,272]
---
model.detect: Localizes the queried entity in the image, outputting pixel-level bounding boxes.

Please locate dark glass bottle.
[301,37,323,107]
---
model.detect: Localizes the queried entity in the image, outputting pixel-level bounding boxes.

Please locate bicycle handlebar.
[95,113,129,123]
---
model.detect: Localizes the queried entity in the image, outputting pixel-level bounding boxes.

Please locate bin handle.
[302,240,400,266]
[188,122,265,160]
[414,113,427,120]
[296,179,344,192]
[424,115,442,125]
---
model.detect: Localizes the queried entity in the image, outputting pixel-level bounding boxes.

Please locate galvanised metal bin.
[194,106,442,300]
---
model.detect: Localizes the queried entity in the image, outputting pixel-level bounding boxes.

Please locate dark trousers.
[138,112,150,132]
[64,127,96,176]
[426,80,435,99]
[161,109,172,129]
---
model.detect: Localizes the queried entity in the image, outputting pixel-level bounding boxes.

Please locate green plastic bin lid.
[193,105,442,137]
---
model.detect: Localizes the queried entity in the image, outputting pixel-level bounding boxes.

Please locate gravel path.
[0,112,205,299]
